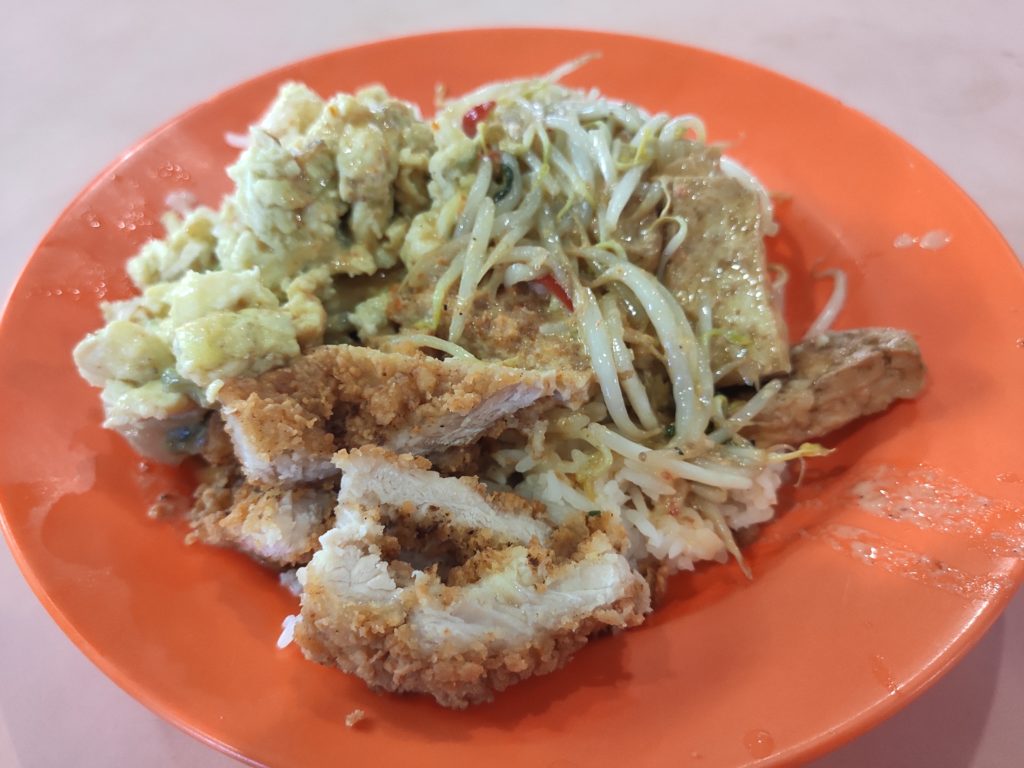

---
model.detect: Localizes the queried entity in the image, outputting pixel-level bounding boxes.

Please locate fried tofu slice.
[662,146,790,384]
[742,328,925,446]
[290,447,650,708]
[216,344,593,486]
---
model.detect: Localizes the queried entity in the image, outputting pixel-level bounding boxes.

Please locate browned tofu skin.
[742,328,925,446]
[661,145,790,384]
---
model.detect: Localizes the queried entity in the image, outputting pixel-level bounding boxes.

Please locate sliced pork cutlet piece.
[741,328,925,447]
[291,447,651,708]
[189,463,336,567]
[661,144,790,385]
[216,344,593,486]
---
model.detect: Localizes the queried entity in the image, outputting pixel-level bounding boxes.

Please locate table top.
[1,2,1021,766]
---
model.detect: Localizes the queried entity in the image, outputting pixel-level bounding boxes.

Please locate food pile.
[74,65,924,706]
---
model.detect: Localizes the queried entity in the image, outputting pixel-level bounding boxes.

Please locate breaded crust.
[333,445,551,548]
[217,344,593,485]
[388,282,590,372]
[189,463,336,567]
[295,533,649,708]
[292,446,650,707]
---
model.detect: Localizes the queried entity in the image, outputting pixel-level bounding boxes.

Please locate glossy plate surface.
[1,28,1022,768]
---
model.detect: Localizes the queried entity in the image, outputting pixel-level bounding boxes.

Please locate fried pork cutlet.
[291,447,651,708]
[216,344,593,486]
[741,328,925,446]
[189,463,336,567]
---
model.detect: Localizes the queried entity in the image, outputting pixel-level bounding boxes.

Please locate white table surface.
[1,2,1021,766]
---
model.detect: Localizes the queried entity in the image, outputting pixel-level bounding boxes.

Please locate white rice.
[276,614,300,649]
[723,464,785,529]
[164,190,197,215]
[513,425,787,577]
[279,568,303,596]
[224,130,250,149]
[345,709,367,728]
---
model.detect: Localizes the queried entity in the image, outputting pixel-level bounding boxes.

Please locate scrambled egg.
[74,84,434,447]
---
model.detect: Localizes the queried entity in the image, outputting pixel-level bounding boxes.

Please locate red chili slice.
[462,101,496,137]
[535,274,574,311]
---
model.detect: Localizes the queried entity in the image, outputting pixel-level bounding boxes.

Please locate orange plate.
[1,28,1022,768]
